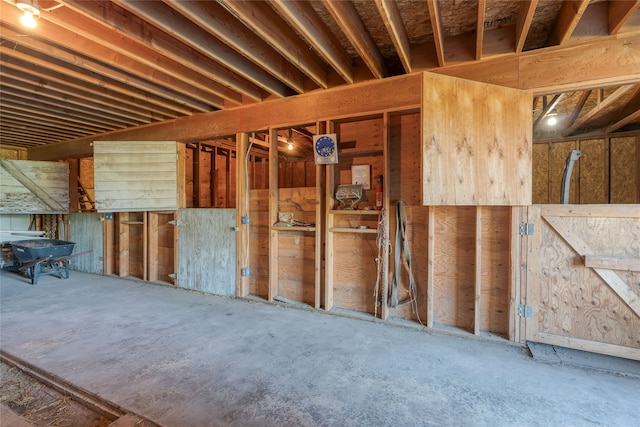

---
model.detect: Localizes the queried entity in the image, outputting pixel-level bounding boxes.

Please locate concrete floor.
[1,269,638,427]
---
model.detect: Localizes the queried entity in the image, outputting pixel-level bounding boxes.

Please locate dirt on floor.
[0,361,112,427]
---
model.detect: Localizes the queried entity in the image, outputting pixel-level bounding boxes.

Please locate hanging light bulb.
[287,129,294,150]
[16,0,40,28]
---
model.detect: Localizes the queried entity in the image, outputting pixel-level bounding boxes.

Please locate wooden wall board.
[579,139,608,204]
[388,112,421,206]
[177,208,236,296]
[610,136,639,203]
[0,160,69,214]
[93,141,178,212]
[422,73,532,206]
[433,206,476,331]
[331,233,378,314]
[277,231,316,307]
[478,206,510,335]
[532,143,550,204]
[68,212,103,274]
[249,188,269,299]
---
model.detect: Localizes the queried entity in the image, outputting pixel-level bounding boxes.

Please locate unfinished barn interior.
[1,0,639,425]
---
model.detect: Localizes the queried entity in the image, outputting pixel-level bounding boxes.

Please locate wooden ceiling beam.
[515,0,538,52]
[44,2,247,104]
[607,109,640,133]
[564,84,636,135]
[0,77,150,126]
[0,100,116,132]
[0,45,179,119]
[268,0,354,84]
[164,0,307,94]
[374,0,412,73]
[0,10,221,111]
[476,0,486,60]
[548,0,591,46]
[1,95,127,131]
[608,0,640,35]
[325,0,387,79]
[111,0,292,98]
[427,0,445,67]
[0,59,167,122]
[218,0,328,89]
[0,127,70,144]
[566,90,591,128]
[0,118,85,140]
[0,107,107,134]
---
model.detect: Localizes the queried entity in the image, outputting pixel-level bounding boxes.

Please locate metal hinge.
[519,222,534,236]
[518,304,533,318]
[168,220,183,226]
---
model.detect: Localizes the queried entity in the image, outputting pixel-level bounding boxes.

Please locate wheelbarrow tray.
[11,239,76,263]
[10,239,77,284]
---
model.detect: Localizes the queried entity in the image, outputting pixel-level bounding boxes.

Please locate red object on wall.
[375,175,383,210]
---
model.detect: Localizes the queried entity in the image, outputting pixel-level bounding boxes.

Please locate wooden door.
[176,208,236,296]
[524,205,640,360]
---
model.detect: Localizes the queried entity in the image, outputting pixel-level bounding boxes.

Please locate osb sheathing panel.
[579,139,608,204]
[610,136,639,203]
[532,143,550,204]
[548,141,579,204]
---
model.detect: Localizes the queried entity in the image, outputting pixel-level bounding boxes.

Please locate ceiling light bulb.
[287,142,293,150]
[547,116,558,126]
[20,11,37,28]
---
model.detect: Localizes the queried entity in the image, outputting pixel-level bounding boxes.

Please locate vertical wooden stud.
[173,210,179,287]
[269,128,280,302]
[381,112,391,320]
[211,148,217,207]
[118,212,130,277]
[177,143,187,209]
[148,212,159,282]
[325,121,335,311]
[315,161,325,310]
[142,212,148,282]
[509,206,524,342]
[194,143,201,207]
[236,133,250,297]
[427,206,435,328]
[474,206,483,335]
[68,159,80,213]
[103,213,114,275]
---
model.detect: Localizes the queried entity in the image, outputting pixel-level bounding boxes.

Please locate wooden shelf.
[330,210,380,216]
[329,227,377,234]
[271,226,316,232]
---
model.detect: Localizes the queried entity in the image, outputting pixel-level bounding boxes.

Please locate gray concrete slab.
[1,269,638,427]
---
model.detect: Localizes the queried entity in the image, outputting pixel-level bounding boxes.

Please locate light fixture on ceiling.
[546,109,558,126]
[16,0,40,28]
[287,129,294,151]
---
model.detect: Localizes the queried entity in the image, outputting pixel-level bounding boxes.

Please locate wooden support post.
[211,148,217,207]
[148,212,159,282]
[509,207,523,342]
[315,159,325,310]
[236,133,250,297]
[226,149,231,208]
[268,128,279,302]
[427,206,435,328]
[324,121,335,311]
[474,206,482,335]
[194,142,201,207]
[173,210,179,287]
[118,212,130,277]
[142,212,148,282]
[103,213,114,275]
[177,143,187,209]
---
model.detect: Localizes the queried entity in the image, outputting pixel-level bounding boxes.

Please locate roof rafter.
[607,109,640,133]
[564,84,636,135]
[476,0,486,60]
[427,0,445,67]
[374,0,412,73]
[324,0,387,79]
[548,0,591,46]
[516,0,538,53]
[268,0,354,85]
[608,0,640,35]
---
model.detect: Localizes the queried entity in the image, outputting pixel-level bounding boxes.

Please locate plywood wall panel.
[388,113,421,206]
[579,139,608,204]
[249,188,269,299]
[610,136,639,203]
[433,206,476,331]
[277,231,315,306]
[68,212,103,274]
[532,143,550,204]
[94,141,178,212]
[422,73,532,206]
[332,233,378,314]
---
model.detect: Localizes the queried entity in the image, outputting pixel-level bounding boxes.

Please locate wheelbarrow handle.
[18,255,52,271]
[48,249,93,264]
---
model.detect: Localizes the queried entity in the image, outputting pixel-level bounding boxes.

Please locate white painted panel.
[94,141,178,212]
[177,208,236,296]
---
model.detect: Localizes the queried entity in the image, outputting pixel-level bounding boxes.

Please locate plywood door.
[68,212,103,274]
[525,205,640,360]
[177,208,236,296]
